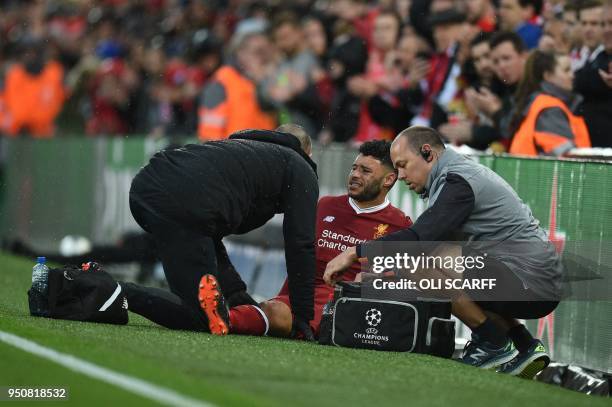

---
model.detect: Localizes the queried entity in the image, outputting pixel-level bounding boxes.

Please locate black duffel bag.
[319,282,455,357]
[28,264,128,325]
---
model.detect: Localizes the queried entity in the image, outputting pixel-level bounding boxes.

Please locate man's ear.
[383,171,398,188]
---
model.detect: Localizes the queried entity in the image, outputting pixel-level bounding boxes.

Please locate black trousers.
[125,172,248,331]
[464,252,559,320]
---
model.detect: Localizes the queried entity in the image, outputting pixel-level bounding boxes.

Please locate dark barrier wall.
[1,138,611,373]
[0,137,164,249]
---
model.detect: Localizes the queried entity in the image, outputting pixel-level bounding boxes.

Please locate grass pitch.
[0,252,607,406]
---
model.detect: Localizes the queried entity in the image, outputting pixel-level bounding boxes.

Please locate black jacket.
[574,50,612,147]
[141,130,319,321]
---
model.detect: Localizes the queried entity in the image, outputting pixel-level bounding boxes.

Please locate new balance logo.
[470,347,489,362]
[323,216,335,223]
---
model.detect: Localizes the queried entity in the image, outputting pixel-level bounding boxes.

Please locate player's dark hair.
[490,31,527,54]
[397,126,446,153]
[359,140,394,169]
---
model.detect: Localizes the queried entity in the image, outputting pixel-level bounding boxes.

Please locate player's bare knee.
[259,300,292,337]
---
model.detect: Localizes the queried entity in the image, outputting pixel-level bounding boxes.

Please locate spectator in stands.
[411,9,469,129]
[574,0,612,147]
[2,40,66,138]
[320,35,369,144]
[510,50,591,156]
[498,0,543,49]
[301,15,335,135]
[329,0,379,49]
[465,32,529,147]
[228,1,269,44]
[80,11,144,136]
[198,31,277,141]
[573,1,605,72]
[153,30,223,138]
[466,33,498,91]
[441,32,505,150]
[563,3,583,54]
[0,0,601,146]
[261,12,321,137]
[302,15,331,66]
[350,9,404,143]
[367,33,430,134]
[395,0,413,26]
[465,0,497,32]
[538,6,573,54]
[132,42,167,137]
[85,57,140,136]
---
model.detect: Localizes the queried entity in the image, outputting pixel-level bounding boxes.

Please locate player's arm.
[324,174,475,285]
[358,173,474,251]
[281,159,319,336]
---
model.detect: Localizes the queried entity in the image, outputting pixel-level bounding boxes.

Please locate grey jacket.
[362,148,563,299]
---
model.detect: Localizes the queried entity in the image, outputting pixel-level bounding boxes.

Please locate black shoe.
[497,339,550,379]
[459,334,518,369]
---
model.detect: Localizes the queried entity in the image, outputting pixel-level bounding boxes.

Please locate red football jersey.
[272,194,412,332]
[314,194,412,284]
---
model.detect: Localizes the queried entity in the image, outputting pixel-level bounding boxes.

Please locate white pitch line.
[0,330,214,407]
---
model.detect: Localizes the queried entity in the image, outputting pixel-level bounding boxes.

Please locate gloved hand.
[291,316,315,341]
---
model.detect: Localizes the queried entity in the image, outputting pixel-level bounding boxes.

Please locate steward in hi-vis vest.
[510,82,590,156]
[3,60,65,138]
[197,32,276,141]
[198,65,276,140]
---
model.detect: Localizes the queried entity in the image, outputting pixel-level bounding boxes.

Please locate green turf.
[0,252,607,406]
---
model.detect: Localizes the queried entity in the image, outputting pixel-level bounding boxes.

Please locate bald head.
[393,126,446,155]
[276,124,312,156]
[390,126,445,194]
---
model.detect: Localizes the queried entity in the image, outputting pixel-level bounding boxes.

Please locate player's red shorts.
[270,280,334,337]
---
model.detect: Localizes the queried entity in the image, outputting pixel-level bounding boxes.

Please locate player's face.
[391,138,431,194]
[348,155,388,202]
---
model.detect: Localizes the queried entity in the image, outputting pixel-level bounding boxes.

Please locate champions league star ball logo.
[365,308,382,327]
[357,309,389,343]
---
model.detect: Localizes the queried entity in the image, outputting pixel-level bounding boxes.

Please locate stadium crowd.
[0,0,610,154]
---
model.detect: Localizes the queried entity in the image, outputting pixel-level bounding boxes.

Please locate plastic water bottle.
[32,257,49,294]
[322,292,335,316]
[30,257,49,316]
